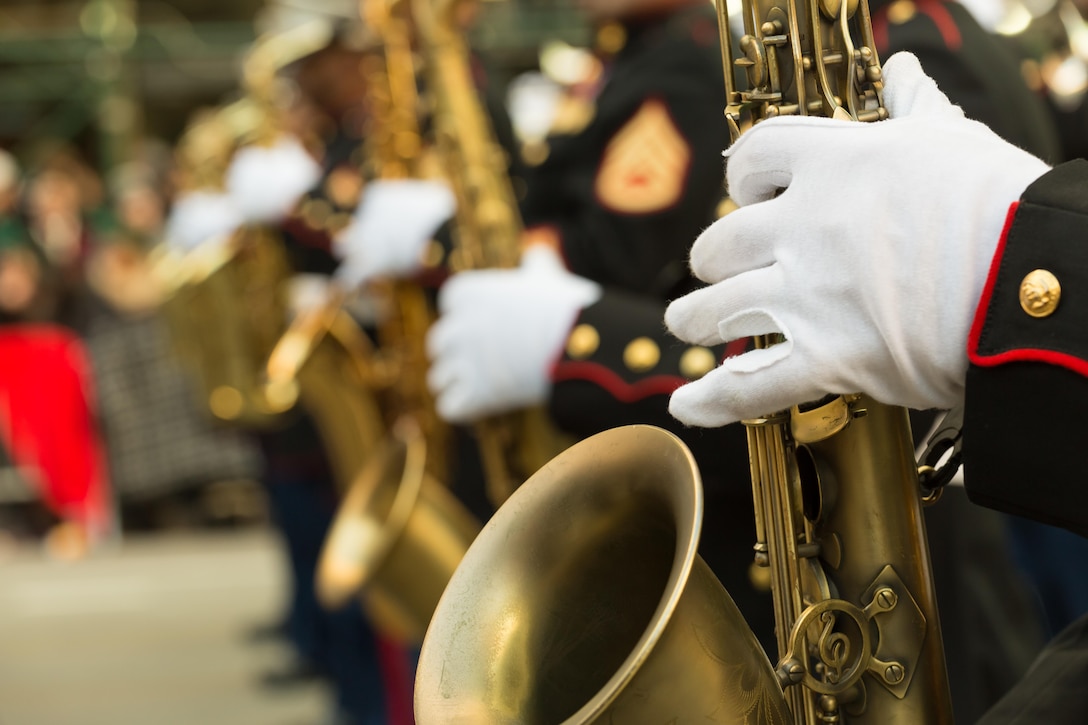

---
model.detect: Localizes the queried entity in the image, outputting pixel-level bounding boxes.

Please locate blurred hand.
[666,52,1050,428]
[225,135,321,224]
[334,179,455,288]
[426,245,601,422]
[163,191,243,251]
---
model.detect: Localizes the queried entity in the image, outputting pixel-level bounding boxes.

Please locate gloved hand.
[426,245,602,423]
[665,52,1050,428]
[334,179,456,288]
[163,190,244,251]
[224,135,321,224]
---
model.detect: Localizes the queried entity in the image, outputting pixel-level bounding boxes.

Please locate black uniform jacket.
[965,159,1088,539]
[970,160,1088,725]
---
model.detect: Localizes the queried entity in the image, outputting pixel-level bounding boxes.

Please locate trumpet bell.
[414,424,793,724]
[317,420,481,643]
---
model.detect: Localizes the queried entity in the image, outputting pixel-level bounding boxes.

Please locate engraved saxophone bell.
[414,425,793,724]
[316,419,481,643]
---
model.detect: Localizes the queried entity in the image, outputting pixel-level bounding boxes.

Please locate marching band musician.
[664,50,1088,724]
[336,0,778,652]
[165,10,414,723]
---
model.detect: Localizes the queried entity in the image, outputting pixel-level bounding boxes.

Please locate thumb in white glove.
[426,245,602,423]
[665,51,1050,428]
[224,135,321,224]
[163,190,244,251]
[333,179,456,289]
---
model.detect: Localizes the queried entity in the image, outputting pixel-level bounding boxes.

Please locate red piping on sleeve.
[917,0,962,51]
[967,201,1018,360]
[552,360,688,402]
[968,201,1088,379]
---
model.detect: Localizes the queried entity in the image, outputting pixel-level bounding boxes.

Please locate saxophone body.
[719,0,953,719]
[310,0,483,643]
[159,93,294,431]
[412,0,573,506]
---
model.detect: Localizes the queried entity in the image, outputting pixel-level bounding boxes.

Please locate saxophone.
[158,66,295,430]
[411,0,574,506]
[310,0,482,644]
[413,0,955,722]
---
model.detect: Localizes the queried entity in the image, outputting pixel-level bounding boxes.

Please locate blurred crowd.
[0,139,263,556]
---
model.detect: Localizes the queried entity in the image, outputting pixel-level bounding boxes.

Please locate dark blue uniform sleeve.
[963,160,1088,537]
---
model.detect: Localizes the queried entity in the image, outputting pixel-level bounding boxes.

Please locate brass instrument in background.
[313,0,481,643]
[414,0,955,722]
[412,0,574,507]
[158,92,294,431]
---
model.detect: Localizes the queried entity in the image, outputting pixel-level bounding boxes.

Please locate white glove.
[224,135,321,224]
[334,179,456,288]
[426,245,602,423]
[163,190,244,251]
[665,52,1050,428]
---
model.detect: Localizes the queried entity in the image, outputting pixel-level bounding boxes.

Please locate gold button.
[680,346,717,380]
[1019,269,1061,318]
[623,337,660,373]
[887,0,917,24]
[421,240,446,269]
[209,386,244,421]
[566,324,600,359]
[715,196,739,219]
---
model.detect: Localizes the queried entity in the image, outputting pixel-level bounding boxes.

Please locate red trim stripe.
[967,201,1088,378]
[552,360,688,402]
[917,0,962,51]
[967,201,1018,362]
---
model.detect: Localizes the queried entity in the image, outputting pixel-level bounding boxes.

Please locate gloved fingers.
[881,52,964,121]
[434,383,487,424]
[436,270,506,314]
[724,115,841,206]
[425,355,461,397]
[424,315,468,361]
[667,352,820,428]
[688,203,779,283]
[665,265,784,346]
[519,244,567,274]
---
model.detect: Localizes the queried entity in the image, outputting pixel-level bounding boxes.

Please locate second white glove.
[334,179,456,288]
[665,52,1050,428]
[224,135,321,224]
[426,246,602,423]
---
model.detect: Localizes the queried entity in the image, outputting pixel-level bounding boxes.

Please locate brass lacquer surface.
[714,0,953,719]
[159,226,293,430]
[415,426,792,724]
[302,0,483,641]
[317,420,480,642]
[412,0,573,506]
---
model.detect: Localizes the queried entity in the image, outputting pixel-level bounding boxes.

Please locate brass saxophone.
[411,0,574,506]
[413,0,955,721]
[311,0,482,644]
[158,57,296,430]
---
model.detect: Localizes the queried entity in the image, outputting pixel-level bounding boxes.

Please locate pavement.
[0,529,331,725]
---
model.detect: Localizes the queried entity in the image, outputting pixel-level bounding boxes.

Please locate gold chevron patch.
[594,99,690,214]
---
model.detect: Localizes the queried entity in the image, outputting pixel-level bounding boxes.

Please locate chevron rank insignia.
[594,99,690,214]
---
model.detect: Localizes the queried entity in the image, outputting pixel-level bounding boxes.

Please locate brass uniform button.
[421,239,446,269]
[623,337,660,372]
[1019,269,1061,318]
[716,196,739,219]
[596,22,627,55]
[566,324,600,360]
[887,0,917,24]
[680,346,717,380]
[209,386,244,421]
